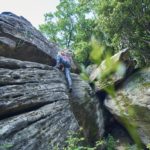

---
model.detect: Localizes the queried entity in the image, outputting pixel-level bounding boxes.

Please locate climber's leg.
[64,67,72,92]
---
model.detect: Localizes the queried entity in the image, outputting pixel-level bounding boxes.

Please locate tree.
[40,0,150,66]
[40,0,97,65]
[94,0,150,65]
[40,0,77,48]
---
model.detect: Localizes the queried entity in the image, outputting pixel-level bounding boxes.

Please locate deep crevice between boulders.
[95,89,144,149]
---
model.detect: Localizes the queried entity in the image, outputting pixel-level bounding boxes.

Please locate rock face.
[89,49,136,92]
[0,56,105,149]
[1,12,149,149]
[0,12,105,150]
[70,74,104,144]
[0,12,58,66]
[0,56,79,150]
[86,64,98,76]
[105,68,150,147]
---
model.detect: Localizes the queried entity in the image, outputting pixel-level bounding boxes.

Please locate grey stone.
[0,102,78,150]
[86,64,98,76]
[105,68,150,146]
[89,48,136,92]
[0,11,106,150]
[0,57,79,150]
[0,12,58,65]
[0,37,16,49]
[0,57,105,149]
[70,74,104,144]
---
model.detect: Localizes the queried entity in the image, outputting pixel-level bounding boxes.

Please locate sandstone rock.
[0,12,58,65]
[70,74,104,144]
[0,57,79,150]
[105,68,150,147]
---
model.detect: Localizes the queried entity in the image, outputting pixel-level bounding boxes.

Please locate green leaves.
[60,128,105,150]
[89,37,105,64]
[39,0,98,65]
[40,0,149,67]
[39,0,78,48]
[147,143,150,150]
[95,0,150,65]
[80,64,89,81]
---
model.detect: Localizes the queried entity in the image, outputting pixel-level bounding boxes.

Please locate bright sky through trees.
[0,0,60,29]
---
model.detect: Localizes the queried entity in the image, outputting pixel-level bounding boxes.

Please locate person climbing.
[55,49,72,92]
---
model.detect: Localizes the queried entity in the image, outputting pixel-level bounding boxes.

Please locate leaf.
[89,36,104,64]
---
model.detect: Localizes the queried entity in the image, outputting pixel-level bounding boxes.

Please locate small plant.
[54,128,105,150]
[106,134,116,150]
[64,130,85,150]
[147,143,150,150]
[125,144,138,150]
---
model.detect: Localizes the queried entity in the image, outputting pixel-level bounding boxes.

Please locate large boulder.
[0,12,58,65]
[0,57,105,149]
[105,68,150,147]
[70,74,104,144]
[89,49,136,92]
[0,12,105,149]
[0,57,78,150]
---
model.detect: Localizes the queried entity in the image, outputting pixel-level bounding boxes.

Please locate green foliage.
[64,131,85,150]
[89,37,105,64]
[125,144,138,150]
[74,41,91,65]
[39,0,97,65]
[53,128,120,150]
[80,64,90,81]
[54,128,105,150]
[119,116,143,150]
[106,134,116,150]
[94,0,150,65]
[147,143,150,150]
[39,0,77,48]
[96,0,149,46]
[40,0,149,66]
[39,0,95,50]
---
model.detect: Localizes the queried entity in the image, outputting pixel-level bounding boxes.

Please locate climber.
[55,49,72,92]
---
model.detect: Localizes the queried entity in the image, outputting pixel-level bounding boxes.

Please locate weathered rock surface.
[0,12,106,149]
[0,12,58,65]
[105,68,150,146]
[86,64,98,76]
[89,49,136,91]
[0,57,105,149]
[0,102,78,150]
[71,74,104,144]
[0,57,79,150]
